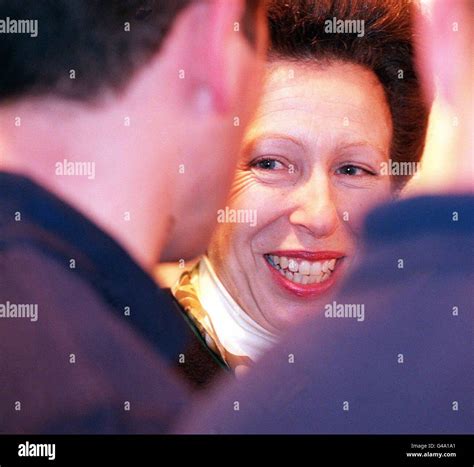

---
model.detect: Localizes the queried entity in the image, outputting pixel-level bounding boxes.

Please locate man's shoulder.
[0,241,108,320]
[0,244,189,434]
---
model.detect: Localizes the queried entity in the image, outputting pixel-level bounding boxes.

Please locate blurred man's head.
[0,0,267,267]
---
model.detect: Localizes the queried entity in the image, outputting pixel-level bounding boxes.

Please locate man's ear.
[416,0,465,107]
[161,0,250,116]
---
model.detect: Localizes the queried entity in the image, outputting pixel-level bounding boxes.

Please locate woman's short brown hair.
[267,0,432,189]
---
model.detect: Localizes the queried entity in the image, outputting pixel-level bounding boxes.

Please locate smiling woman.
[171,0,431,387]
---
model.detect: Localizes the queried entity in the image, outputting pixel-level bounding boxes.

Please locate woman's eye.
[336,165,374,176]
[252,158,285,171]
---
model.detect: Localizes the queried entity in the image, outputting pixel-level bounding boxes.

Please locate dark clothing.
[0,172,209,433]
[177,195,474,434]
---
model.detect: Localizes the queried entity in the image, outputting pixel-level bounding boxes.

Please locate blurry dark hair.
[0,0,263,104]
[267,0,431,189]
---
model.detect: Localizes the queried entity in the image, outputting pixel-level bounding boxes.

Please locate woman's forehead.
[262,60,386,111]
[247,61,392,154]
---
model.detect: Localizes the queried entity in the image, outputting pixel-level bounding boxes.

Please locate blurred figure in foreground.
[177,0,473,434]
[0,0,266,433]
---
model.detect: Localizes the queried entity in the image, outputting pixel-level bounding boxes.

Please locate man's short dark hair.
[267,0,431,189]
[0,0,263,104]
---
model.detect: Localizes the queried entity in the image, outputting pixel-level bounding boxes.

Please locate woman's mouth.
[263,251,345,297]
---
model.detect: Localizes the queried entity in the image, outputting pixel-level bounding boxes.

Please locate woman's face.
[208,60,393,333]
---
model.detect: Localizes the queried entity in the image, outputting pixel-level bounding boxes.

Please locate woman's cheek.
[227,170,260,203]
[228,174,268,218]
[211,193,259,258]
[340,186,391,233]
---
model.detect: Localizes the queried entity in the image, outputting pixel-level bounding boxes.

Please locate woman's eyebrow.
[242,133,306,152]
[335,141,388,159]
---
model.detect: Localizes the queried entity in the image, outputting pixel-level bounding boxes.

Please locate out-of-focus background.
[404,94,460,195]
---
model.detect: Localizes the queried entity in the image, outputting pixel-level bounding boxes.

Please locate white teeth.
[299,260,310,275]
[293,273,302,283]
[288,259,299,272]
[310,261,322,275]
[267,254,340,286]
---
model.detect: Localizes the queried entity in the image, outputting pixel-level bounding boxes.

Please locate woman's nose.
[288,174,339,239]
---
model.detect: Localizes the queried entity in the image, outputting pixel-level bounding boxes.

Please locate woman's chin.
[265,304,325,332]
